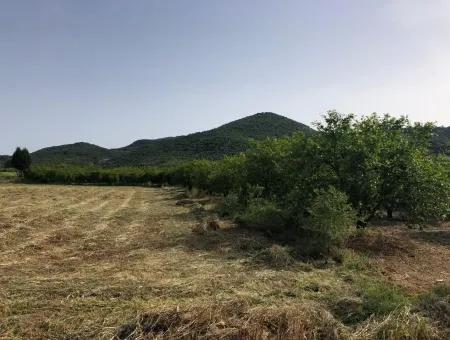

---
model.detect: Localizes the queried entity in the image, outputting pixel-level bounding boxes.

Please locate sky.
[1,0,450,154]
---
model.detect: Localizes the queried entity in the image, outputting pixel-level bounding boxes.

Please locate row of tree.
[15,112,450,255]
[162,112,449,223]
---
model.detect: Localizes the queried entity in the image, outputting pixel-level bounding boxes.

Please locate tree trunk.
[387,208,393,219]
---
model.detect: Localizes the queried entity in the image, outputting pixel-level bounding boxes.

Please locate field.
[0,184,448,339]
[0,171,16,183]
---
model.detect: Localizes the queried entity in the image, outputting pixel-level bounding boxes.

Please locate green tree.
[3,158,12,169]
[301,187,357,255]
[11,147,32,175]
[313,111,445,223]
[403,152,450,223]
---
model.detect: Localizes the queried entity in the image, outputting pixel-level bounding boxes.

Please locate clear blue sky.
[1,0,449,154]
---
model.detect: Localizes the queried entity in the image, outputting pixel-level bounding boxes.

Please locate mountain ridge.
[31,112,314,167]
[3,112,447,168]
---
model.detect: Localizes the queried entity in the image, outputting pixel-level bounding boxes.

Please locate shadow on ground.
[409,229,450,246]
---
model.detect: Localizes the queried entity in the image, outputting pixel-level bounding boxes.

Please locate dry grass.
[349,224,450,292]
[0,171,16,183]
[0,184,446,339]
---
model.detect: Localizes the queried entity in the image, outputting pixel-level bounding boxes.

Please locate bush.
[237,198,286,235]
[218,192,242,218]
[208,154,247,195]
[300,187,356,256]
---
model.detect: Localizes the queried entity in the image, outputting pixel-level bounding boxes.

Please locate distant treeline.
[25,112,450,255]
[25,165,167,186]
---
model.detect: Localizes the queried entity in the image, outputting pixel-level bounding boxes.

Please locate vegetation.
[10,147,31,175]
[0,155,10,167]
[22,113,449,168]
[301,187,357,255]
[0,168,17,182]
[24,112,450,259]
[1,184,448,339]
[432,126,450,155]
[30,112,313,166]
[24,164,164,185]
[419,284,450,329]
[31,142,110,165]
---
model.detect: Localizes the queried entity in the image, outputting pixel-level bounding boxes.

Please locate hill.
[0,155,10,167]
[31,112,313,166]
[32,142,112,166]
[432,126,450,155]
[17,113,450,167]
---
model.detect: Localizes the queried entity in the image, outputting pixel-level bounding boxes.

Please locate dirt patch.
[349,224,450,292]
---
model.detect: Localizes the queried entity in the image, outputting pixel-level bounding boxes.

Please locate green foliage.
[237,197,286,234]
[313,112,437,220]
[335,278,411,323]
[31,113,313,167]
[218,192,242,218]
[403,153,450,223]
[0,155,11,168]
[300,187,357,255]
[359,279,411,317]
[432,126,450,155]
[11,147,31,173]
[25,164,164,185]
[208,154,247,194]
[24,111,450,256]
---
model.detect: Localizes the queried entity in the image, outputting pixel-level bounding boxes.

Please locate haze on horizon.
[1,0,450,154]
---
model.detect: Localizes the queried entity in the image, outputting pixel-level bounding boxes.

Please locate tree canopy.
[11,147,32,174]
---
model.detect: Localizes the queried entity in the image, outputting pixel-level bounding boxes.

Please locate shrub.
[237,198,286,235]
[218,192,242,218]
[300,187,356,256]
[208,154,247,195]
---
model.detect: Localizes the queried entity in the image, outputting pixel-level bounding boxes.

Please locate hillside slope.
[31,112,313,166]
[32,143,112,165]
[432,126,450,155]
[0,155,10,167]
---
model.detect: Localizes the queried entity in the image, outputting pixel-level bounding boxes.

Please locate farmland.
[0,183,448,339]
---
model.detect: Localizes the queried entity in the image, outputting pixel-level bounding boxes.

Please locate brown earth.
[349,222,450,292]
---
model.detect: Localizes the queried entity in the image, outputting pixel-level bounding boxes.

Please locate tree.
[11,147,32,175]
[301,187,356,255]
[3,158,12,169]
[311,111,448,223]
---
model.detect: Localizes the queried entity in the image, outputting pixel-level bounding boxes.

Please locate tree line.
[15,111,450,256]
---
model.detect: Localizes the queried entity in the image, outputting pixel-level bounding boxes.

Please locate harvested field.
[349,223,450,292]
[0,184,448,339]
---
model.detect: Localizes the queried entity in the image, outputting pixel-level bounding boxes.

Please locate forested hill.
[31,112,313,167]
[0,155,10,167]
[432,126,450,155]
